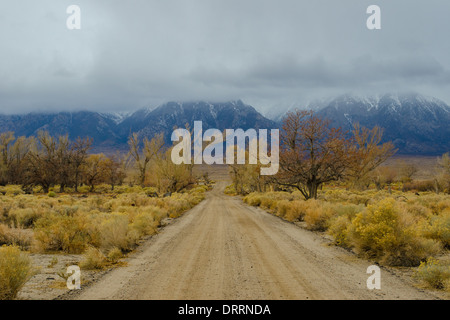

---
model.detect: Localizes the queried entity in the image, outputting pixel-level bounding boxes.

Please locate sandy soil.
[61,178,445,300]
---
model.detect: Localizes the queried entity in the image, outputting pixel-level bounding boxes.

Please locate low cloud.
[1,0,450,114]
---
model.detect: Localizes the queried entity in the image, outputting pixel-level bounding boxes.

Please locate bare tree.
[103,152,127,190]
[435,152,450,193]
[275,110,353,200]
[128,133,165,186]
[25,131,59,193]
[82,154,108,192]
[8,136,35,185]
[0,132,15,185]
[348,123,397,188]
[153,147,194,193]
[71,137,92,192]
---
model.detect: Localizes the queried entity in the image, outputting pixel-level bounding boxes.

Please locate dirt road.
[73,180,440,300]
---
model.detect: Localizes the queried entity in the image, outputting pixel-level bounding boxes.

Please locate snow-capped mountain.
[100,111,132,125]
[315,93,450,154]
[0,101,278,153]
[117,100,278,144]
[0,94,448,155]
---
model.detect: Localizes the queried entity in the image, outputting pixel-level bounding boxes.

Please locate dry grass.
[414,257,450,291]
[242,186,450,271]
[0,224,33,249]
[0,183,209,298]
[0,245,34,300]
[79,246,107,270]
[0,184,209,255]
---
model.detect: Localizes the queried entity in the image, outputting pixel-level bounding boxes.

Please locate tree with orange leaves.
[275,110,353,200]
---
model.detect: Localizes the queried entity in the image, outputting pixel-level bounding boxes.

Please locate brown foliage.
[275,110,353,199]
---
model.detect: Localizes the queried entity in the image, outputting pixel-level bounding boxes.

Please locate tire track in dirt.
[73,180,441,300]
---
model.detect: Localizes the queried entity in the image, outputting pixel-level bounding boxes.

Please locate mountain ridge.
[0,94,448,155]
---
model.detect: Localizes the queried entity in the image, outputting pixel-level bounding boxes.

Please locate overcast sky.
[1,0,450,115]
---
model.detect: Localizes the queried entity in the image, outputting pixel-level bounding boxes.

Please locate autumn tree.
[435,152,450,193]
[370,166,397,191]
[397,160,418,183]
[228,147,272,195]
[70,137,92,192]
[7,136,36,185]
[0,132,15,185]
[103,152,127,190]
[82,154,108,192]
[54,135,72,193]
[153,147,195,194]
[24,131,60,193]
[348,123,397,189]
[128,133,165,186]
[22,132,92,193]
[275,110,353,200]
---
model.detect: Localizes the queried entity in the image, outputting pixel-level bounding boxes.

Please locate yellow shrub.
[414,257,450,291]
[0,185,24,196]
[327,203,364,248]
[0,245,34,300]
[97,213,130,252]
[244,193,262,206]
[33,212,96,253]
[328,215,352,248]
[79,246,107,270]
[129,211,158,238]
[107,247,123,263]
[284,201,308,222]
[275,200,290,218]
[422,210,450,248]
[224,184,237,195]
[348,198,441,266]
[0,224,33,249]
[7,208,41,228]
[303,200,334,231]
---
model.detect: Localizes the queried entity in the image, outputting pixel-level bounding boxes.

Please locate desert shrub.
[303,200,334,231]
[0,245,34,300]
[402,180,436,192]
[0,186,24,196]
[107,247,123,263]
[7,208,41,228]
[190,185,209,194]
[33,212,96,253]
[94,184,113,193]
[129,211,158,238]
[422,210,450,248]
[414,257,450,291]
[79,246,107,270]
[244,192,293,212]
[97,213,130,252]
[0,224,33,249]
[187,193,205,206]
[328,215,353,248]
[403,203,432,219]
[77,185,90,193]
[327,203,364,248]
[284,200,308,222]
[348,198,441,266]
[416,196,450,215]
[56,205,80,217]
[48,191,56,198]
[275,200,290,218]
[224,184,237,195]
[244,193,262,206]
[165,197,191,218]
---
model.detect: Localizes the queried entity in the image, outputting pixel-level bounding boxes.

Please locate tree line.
[0,130,194,194]
[229,109,411,199]
[230,110,450,199]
